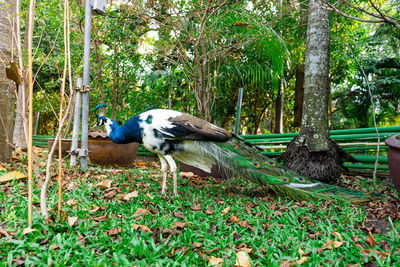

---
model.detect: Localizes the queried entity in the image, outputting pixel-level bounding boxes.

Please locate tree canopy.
[20,0,399,136]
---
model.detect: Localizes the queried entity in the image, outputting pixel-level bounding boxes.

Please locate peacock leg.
[164,155,178,196]
[157,154,168,194]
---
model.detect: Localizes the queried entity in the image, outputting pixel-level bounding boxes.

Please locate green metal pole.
[235,88,243,135]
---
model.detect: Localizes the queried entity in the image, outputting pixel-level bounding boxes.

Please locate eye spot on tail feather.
[251,161,260,168]
[280,177,289,183]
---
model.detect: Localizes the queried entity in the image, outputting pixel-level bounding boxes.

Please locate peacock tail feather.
[195,136,373,203]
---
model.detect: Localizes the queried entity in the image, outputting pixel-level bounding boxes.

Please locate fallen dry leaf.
[205,206,215,215]
[296,256,308,265]
[174,211,185,219]
[0,171,27,183]
[104,190,116,199]
[124,190,138,201]
[0,228,9,237]
[78,234,85,244]
[12,156,21,162]
[67,216,78,227]
[332,231,343,242]
[209,256,223,266]
[146,192,154,199]
[95,179,112,189]
[11,257,24,266]
[192,241,203,248]
[133,207,149,216]
[171,221,186,229]
[274,210,283,216]
[179,171,195,177]
[279,259,291,267]
[108,227,121,236]
[65,199,77,206]
[233,232,242,241]
[360,249,390,260]
[235,250,251,267]
[191,204,202,211]
[243,247,253,254]
[93,215,107,222]
[22,227,36,236]
[89,206,102,213]
[323,238,343,249]
[237,220,250,228]
[231,215,240,224]
[221,206,231,216]
[132,223,153,233]
[309,231,322,240]
[67,182,76,190]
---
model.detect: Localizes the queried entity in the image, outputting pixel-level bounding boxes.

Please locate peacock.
[96,109,373,203]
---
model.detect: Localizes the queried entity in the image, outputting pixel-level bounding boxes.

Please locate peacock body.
[96,109,372,203]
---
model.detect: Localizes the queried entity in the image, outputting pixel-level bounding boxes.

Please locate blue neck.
[108,116,143,144]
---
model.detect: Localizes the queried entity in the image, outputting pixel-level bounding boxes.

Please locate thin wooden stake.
[27,0,36,226]
[58,0,69,221]
[40,0,74,220]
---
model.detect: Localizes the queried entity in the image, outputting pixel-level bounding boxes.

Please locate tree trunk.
[0,0,17,162]
[254,105,268,134]
[294,64,305,127]
[274,79,284,133]
[300,0,330,151]
[221,88,240,128]
[13,0,32,149]
[274,0,284,134]
[280,0,344,184]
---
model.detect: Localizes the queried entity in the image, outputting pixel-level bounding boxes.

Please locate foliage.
[331,12,400,128]
[24,0,400,135]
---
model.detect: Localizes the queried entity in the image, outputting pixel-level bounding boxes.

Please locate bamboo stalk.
[27,0,35,226]
[40,0,73,220]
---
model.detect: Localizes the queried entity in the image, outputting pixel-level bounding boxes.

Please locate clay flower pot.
[47,138,79,157]
[385,134,400,193]
[88,132,138,167]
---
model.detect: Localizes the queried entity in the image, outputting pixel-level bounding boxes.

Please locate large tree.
[12,0,32,149]
[0,0,16,162]
[280,0,350,183]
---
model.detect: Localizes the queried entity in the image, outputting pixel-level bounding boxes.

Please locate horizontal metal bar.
[245,132,396,145]
[343,146,388,151]
[352,155,388,164]
[241,126,400,139]
[343,163,389,170]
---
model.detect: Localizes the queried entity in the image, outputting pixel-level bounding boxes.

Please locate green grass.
[0,158,399,266]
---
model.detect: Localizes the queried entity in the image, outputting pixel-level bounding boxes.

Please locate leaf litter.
[1,157,399,266]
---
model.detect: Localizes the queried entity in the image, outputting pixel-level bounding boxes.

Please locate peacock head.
[96,116,116,136]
